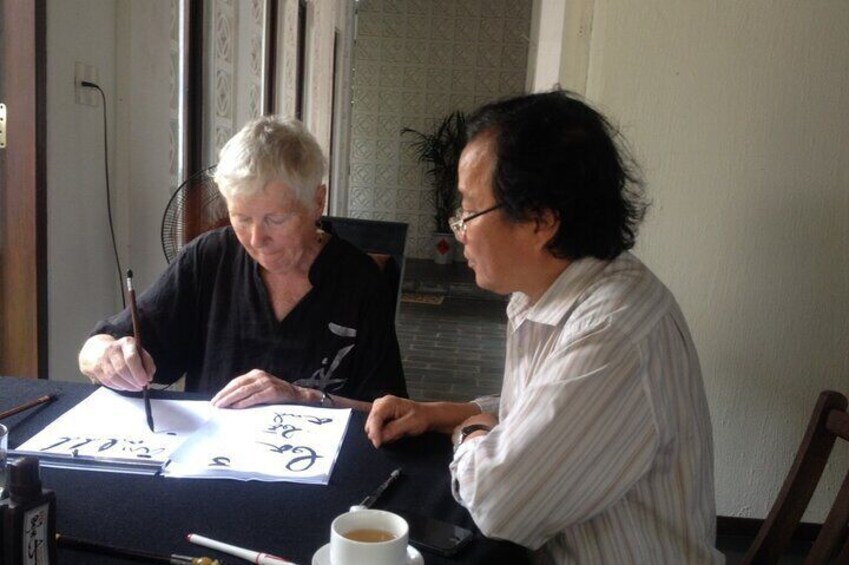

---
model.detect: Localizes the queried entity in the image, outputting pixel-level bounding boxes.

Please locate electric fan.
[160,165,230,263]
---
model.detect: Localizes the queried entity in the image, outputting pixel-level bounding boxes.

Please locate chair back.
[742,389,849,564]
[320,216,408,322]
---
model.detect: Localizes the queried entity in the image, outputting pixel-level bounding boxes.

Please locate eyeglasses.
[448,204,504,238]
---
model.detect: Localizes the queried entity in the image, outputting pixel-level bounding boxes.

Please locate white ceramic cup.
[330,508,409,565]
[0,423,8,498]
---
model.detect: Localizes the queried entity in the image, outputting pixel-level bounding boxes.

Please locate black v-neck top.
[92,227,406,401]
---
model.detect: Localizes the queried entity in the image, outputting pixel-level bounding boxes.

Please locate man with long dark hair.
[366,91,722,563]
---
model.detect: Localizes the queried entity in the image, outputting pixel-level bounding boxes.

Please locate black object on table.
[1,376,531,565]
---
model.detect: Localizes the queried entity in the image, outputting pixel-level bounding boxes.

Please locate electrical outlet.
[74,62,100,106]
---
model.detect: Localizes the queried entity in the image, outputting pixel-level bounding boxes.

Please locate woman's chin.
[256,255,291,274]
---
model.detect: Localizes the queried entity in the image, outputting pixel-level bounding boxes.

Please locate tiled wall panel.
[206,0,265,166]
[349,0,531,259]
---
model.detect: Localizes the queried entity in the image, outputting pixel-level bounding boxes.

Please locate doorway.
[0,0,47,378]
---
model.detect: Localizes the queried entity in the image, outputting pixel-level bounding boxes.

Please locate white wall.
[544,1,849,521]
[276,0,300,119]
[526,0,565,91]
[276,0,348,191]
[115,2,176,293]
[330,0,356,214]
[47,1,175,383]
[303,0,338,155]
[46,0,121,382]
[527,0,594,94]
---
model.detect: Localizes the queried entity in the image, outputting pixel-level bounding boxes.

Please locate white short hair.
[214,116,326,204]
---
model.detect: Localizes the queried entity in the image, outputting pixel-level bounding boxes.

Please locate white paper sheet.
[164,404,351,484]
[15,387,212,466]
[15,387,352,484]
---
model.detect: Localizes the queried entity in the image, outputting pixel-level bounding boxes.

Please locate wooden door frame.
[1,0,47,378]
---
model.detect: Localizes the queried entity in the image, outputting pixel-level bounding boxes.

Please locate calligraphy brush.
[0,393,57,421]
[127,269,155,432]
[56,533,225,564]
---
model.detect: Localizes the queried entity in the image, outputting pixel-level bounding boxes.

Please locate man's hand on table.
[79,334,155,391]
[365,396,433,447]
[365,395,484,448]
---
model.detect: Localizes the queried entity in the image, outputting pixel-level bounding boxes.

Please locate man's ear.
[533,209,559,248]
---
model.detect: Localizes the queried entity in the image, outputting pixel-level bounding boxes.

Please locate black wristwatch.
[457,424,492,445]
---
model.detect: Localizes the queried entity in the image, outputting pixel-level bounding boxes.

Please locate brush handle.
[0,394,56,421]
[57,533,171,563]
[128,287,144,352]
[187,534,294,564]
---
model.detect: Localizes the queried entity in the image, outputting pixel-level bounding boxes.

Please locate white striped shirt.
[450,252,723,564]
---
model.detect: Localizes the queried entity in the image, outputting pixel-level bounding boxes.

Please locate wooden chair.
[741,390,849,564]
[320,216,408,322]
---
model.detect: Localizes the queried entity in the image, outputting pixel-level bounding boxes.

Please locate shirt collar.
[307,234,339,286]
[507,255,611,330]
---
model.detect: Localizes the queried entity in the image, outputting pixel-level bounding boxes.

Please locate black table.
[1,376,530,564]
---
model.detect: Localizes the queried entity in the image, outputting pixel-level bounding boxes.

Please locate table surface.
[1,376,530,565]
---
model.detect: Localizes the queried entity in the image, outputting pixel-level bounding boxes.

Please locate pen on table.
[355,467,402,510]
[187,533,295,565]
[0,393,57,421]
[56,533,223,564]
[127,268,155,432]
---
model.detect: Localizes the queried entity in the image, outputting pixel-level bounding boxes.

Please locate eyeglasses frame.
[448,203,504,238]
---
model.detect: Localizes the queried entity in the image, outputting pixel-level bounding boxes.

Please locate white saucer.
[312,543,424,565]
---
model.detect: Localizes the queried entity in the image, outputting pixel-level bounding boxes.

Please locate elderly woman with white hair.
[79,116,406,410]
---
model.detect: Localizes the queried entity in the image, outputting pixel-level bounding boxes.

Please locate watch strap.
[459,423,492,444]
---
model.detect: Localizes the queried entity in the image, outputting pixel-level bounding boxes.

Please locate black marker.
[358,467,401,509]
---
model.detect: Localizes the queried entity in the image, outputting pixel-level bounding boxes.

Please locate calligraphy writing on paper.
[254,411,328,472]
[265,413,302,439]
[39,436,167,459]
[255,442,322,472]
[274,412,333,426]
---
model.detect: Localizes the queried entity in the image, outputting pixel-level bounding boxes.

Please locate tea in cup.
[330,509,408,565]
